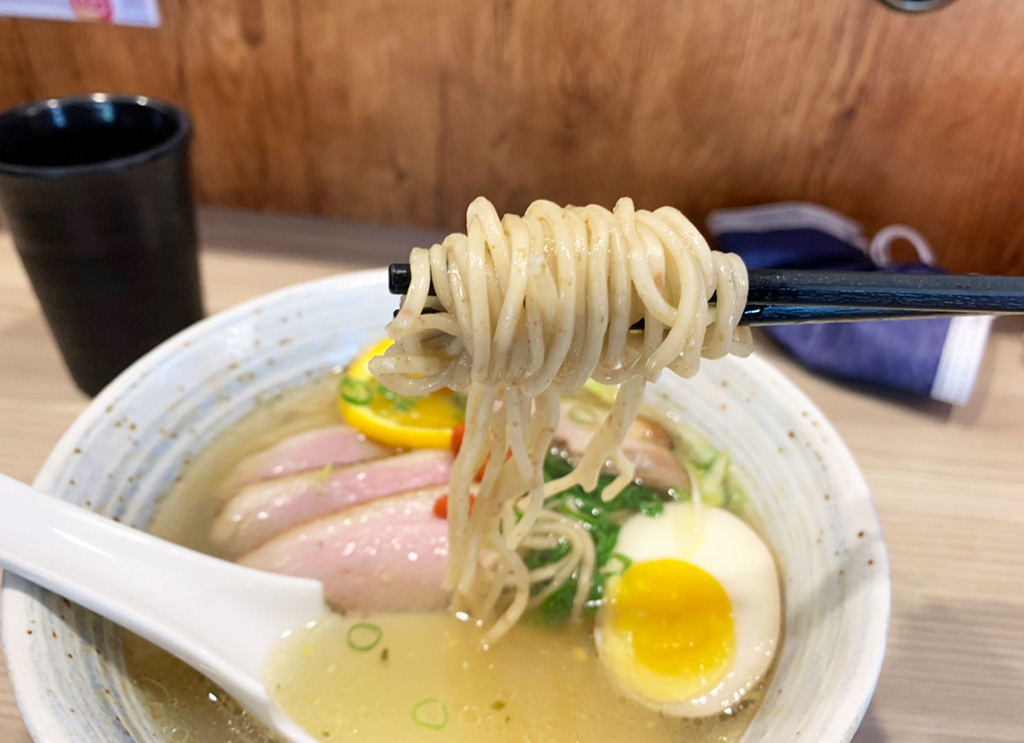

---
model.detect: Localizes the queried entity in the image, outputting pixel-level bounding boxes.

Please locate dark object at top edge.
[878,0,957,13]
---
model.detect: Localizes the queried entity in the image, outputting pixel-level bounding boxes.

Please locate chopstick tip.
[388,264,411,295]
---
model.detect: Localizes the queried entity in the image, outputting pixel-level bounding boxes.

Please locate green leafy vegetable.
[605,552,632,573]
[542,452,576,481]
[526,453,674,625]
[532,576,593,625]
[526,418,745,625]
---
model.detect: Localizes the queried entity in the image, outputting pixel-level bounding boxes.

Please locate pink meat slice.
[230,425,394,485]
[238,488,450,613]
[622,440,690,492]
[211,450,453,557]
[554,403,689,491]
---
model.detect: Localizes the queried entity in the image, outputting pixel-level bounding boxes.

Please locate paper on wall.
[0,0,159,27]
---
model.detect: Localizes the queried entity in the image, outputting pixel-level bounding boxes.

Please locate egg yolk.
[610,559,734,681]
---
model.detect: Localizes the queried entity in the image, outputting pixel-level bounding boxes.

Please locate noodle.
[371,197,752,643]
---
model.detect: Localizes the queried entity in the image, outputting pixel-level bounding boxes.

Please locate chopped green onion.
[567,404,599,426]
[681,430,717,468]
[697,454,730,507]
[376,383,416,412]
[345,622,382,652]
[725,481,747,512]
[339,377,372,405]
[411,698,449,730]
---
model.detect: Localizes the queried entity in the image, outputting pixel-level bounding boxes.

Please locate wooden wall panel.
[296,0,443,223]
[0,8,183,104]
[178,0,310,211]
[0,0,1022,273]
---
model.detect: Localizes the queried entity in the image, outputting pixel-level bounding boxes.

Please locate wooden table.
[1,209,1022,743]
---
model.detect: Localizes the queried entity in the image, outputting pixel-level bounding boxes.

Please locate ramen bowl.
[1,269,889,743]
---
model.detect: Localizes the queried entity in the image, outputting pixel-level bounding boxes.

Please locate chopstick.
[387,264,1024,326]
[738,306,963,326]
[744,270,1024,312]
[389,265,1024,313]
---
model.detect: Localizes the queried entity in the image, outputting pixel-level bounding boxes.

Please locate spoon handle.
[0,473,324,685]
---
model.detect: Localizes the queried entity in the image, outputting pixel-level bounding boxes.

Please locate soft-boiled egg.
[595,503,780,717]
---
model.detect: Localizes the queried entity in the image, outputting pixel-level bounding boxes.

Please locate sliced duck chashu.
[230,425,394,486]
[211,449,453,557]
[554,401,689,491]
[238,487,450,613]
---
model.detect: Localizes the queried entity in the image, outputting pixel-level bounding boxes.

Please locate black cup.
[0,94,204,396]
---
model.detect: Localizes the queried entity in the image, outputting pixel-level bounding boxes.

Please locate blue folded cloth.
[707,203,993,405]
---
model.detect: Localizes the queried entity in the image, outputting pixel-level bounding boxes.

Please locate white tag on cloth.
[930,315,994,405]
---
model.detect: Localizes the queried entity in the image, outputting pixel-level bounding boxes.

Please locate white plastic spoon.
[0,473,326,743]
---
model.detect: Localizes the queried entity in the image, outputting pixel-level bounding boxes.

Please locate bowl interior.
[1,269,889,743]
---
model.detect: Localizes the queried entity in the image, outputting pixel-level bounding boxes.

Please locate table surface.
[1,209,1022,743]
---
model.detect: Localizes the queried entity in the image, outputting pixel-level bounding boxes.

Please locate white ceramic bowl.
[1,269,889,742]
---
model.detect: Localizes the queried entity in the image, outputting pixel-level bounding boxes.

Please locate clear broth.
[264,613,753,743]
[125,375,767,742]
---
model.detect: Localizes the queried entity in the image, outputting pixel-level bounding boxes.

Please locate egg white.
[595,503,781,717]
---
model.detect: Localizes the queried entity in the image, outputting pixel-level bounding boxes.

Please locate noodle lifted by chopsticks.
[371,197,752,643]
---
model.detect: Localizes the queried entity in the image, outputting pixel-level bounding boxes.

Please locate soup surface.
[263,613,750,742]
[125,373,772,742]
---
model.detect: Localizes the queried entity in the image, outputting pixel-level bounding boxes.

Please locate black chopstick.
[739,305,961,326]
[744,270,1024,312]
[388,264,1024,314]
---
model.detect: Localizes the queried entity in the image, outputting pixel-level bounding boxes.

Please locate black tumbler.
[0,94,204,396]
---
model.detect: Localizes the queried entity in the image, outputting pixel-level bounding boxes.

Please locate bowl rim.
[1,267,890,743]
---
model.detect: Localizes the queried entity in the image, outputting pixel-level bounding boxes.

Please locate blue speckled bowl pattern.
[1,269,889,743]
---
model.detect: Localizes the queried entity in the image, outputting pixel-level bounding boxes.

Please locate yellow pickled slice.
[338,339,464,449]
